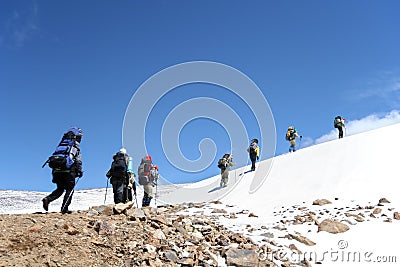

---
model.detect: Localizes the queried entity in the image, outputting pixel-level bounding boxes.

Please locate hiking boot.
[61,209,72,214]
[42,198,49,211]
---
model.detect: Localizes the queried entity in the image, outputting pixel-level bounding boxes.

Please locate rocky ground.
[1,198,399,267]
[0,202,280,267]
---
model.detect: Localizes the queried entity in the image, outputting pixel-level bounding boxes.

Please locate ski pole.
[104,178,109,205]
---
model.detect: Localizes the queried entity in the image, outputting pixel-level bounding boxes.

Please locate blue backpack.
[43,128,81,171]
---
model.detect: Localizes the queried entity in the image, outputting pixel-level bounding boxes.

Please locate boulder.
[318,219,349,234]
[114,202,133,214]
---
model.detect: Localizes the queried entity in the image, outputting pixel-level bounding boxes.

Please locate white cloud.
[1,1,39,48]
[313,110,400,145]
[357,70,400,108]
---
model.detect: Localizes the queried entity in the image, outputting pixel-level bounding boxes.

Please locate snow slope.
[162,123,400,266]
[162,123,399,212]
[224,122,400,216]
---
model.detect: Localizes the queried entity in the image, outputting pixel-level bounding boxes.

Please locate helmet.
[288,126,294,130]
[119,148,127,154]
[251,138,259,144]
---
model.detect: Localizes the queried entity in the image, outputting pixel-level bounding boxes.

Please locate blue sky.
[1,1,400,191]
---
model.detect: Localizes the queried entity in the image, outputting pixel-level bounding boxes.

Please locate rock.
[127,208,146,221]
[63,224,79,235]
[261,232,274,239]
[289,244,302,254]
[163,250,178,263]
[114,203,133,214]
[248,213,258,217]
[191,231,204,240]
[288,234,316,246]
[86,209,99,216]
[152,216,171,226]
[229,233,248,244]
[394,212,400,220]
[144,244,157,254]
[178,257,195,265]
[304,212,320,225]
[94,220,115,235]
[90,205,114,216]
[211,209,227,214]
[345,213,364,222]
[225,248,259,267]
[312,199,332,206]
[318,219,350,234]
[379,198,390,204]
[372,208,382,215]
[300,259,312,267]
[28,224,43,233]
[153,228,166,240]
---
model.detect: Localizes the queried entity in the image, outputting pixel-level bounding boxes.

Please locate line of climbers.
[41,116,345,213]
[217,115,346,188]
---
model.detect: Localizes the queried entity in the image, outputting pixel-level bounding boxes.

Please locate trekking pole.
[134,190,139,208]
[104,178,109,205]
[155,182,158,206]
[61,176,81,212]
[41,159,49,168]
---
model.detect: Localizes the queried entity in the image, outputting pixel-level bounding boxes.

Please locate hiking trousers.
[110,177,125,204]
[142,183,154,207]
[47,171,76,212]
[250,153,257,171]
[220,168,229,187]
[337,126,344,138]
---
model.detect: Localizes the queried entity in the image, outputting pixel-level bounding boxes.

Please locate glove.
[300,136,303,138]
[77,170,83,178]
[257,156,259,160]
